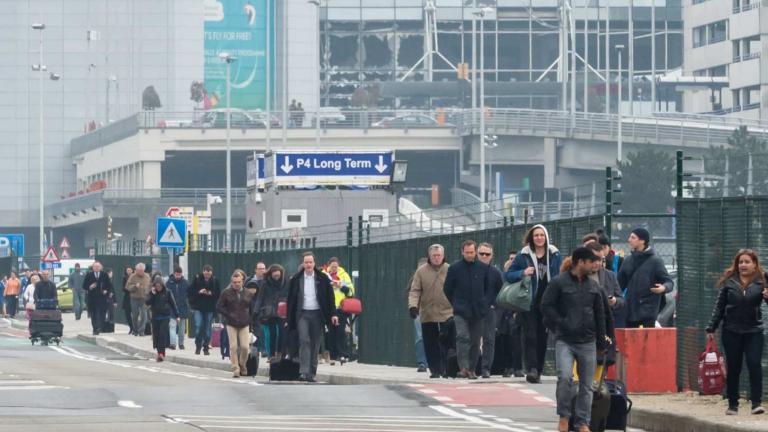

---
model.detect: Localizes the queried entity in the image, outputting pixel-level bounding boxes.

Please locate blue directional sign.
[0,234,25,257]
[156,217,187,249]
[269,152,393,185]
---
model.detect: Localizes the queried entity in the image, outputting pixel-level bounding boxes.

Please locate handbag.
[340,297,363,315]
[698,337,726,395]
[496,276,532,312]
[277,301,288,319]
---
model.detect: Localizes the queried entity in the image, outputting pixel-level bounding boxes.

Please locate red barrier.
[613,328,677,393]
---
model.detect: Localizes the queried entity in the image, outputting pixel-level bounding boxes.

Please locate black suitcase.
[269,359,300,381]
[102,303,115,333]
[570,362,611,432]
[605,380,632,431]
[30,320,63,337]
[246,354,259,377]
[30,309,62,321]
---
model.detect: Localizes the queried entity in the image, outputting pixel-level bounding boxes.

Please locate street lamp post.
[309,0,323,147]
[32,23,45,256]
[474,7,494,226]
[616,45,624,163]
[220,52,237,251]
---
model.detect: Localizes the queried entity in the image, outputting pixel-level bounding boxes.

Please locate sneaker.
[502,368,512,378]
[752,405,765,415]
[514,369,525,378]
[179,345,185,350]
[232,370,240,378]
[429,373,441,379]
[195,346,201,355]
[526,368,540,384]
[168,345,176,350]
[457,369,471,379]
[726,406,738,415]
[203,346,210,356]
[481,370,491,379]
[417,364,428,373]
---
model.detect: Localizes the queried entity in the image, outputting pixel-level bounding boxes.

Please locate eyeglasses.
[478,252,492,257]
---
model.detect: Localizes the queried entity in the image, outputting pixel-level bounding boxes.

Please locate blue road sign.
[156,217,187,248]
[41,262,62,269]
[0,234,25,257]
[270,152,393,185]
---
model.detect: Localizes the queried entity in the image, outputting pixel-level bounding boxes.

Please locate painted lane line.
[0,379,46,385]
[170,415,457,420]
[407,383,425,388]
[518,389,538,394]
[446,403,467,408]
[495,419,513,423]
[463,409,483,414]
[419,389,439,394]
[117,400,142,409]
[480,415,497,418]
[505,383,523,388]
[433,396,454,401]
[196,427,489,431]
[430,405,529,432]
[174,417,472,425]
[0,385,69,390]
[533,396,554,403]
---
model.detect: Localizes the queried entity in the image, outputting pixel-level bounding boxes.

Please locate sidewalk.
[7,312,768,432]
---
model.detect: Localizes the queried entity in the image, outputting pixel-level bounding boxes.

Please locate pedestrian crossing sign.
[156,217,187,248]
[41,245,61,263]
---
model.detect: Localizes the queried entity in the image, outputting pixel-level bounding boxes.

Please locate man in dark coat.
[287,251,339,382]
[188,265,221,355]
[444,240,492,380]
[82,261,114,335]
[166,265,190,350]
[33,270,58,308]
[477,242,504,378]
[617,227,674,328]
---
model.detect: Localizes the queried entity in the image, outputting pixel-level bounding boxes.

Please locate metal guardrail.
[102,188,248,204]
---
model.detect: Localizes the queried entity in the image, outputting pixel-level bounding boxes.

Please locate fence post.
[357,215,364,247]
[676,150,683,199]
[605,166,613,239]
[346,216,353,271]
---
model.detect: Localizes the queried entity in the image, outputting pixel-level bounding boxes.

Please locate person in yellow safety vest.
[324,257,354,364]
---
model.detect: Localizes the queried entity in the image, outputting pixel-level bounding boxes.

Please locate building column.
[543,137,557,189]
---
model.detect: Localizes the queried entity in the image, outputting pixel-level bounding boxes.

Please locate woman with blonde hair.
[706,249,768,415]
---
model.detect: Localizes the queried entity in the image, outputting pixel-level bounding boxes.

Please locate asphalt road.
[0,324,641,432]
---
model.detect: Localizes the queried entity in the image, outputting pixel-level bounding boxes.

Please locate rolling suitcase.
[269,359,300,381]
[570,359,611,432]
[605,380,632,431]
[30,309,62,321]
[211,323,223,348]
[219,326,230,359]
[246,343,260,377]
[102,303,116,333]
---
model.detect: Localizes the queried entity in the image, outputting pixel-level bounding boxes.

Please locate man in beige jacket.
[125,263,152,336]
[409,244,453,378]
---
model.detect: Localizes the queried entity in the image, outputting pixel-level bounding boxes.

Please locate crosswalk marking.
[0,378,68,391]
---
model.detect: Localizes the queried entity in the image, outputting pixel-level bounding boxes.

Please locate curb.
[628,407,762,432]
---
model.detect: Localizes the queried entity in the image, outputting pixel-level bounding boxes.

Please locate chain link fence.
[676,197,768,397]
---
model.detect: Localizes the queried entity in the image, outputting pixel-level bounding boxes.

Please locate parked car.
[248,110,282,128]
[310,107,347,127]
[193,108,267,129]
[372,114,446,128]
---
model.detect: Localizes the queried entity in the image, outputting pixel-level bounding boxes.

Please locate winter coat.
[69,271,85,293]
[505,224,562,307]
[590,267,623,340]
[33,280,58,304]
[217,285,255,328]
[125,273,152,300]
[408,263,453,323]
[165,276,190,318]
[707,276,768,334]
[4,278,20,296]
[83,271,114,308]
[286,268,336,330]
[254,276,286,323]
[487,265,504,306]
[444,259,492,321]
[188,274,221,313]
[541,271,607,347]
[617,247,674,323]
[145,288,179,319]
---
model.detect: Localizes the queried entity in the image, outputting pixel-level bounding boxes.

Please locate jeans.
[193,310,214,348]
[414,317,427,366]
[89,302,105,334]
[722,329,764,407]
[262,320,281,357]
[454,315,484,371]
[169,317,187,347]
[5,295,18,317]
[521,308,548,373]
[130,299,148,335]
[422,322,449,376]
[226,325,250,374]
[73,289,87,320]
[555,339,597,428]
[481,307,499,373]
[298,310,323,377]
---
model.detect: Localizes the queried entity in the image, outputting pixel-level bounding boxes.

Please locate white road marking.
[430,405,529,432]
[0,379,46,385]
[533,396,554,403]
[407,384,425,388]
[446,403,466,408]
[480,414,497,418]
[419,389,438,394]
[505,383,524,388]
[434,396,454,401]
[519,389,538,394]
[0,385,69,390]
[463,409,483,414]
[117,400,142,409]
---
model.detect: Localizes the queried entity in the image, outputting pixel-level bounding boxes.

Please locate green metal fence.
[676,197,768,397]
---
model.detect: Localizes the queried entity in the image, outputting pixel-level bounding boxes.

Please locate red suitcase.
[210,323,224,348]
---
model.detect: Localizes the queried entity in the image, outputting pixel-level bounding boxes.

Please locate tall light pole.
[616,45,624,163]
[220,52,237,251]
[265,0,272,153]
[281,0,288,147]
[474,7,494,212]
[308,0,322,147]
[32,23,46,256]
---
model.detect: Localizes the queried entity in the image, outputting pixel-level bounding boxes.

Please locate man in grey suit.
[287,251,339,382]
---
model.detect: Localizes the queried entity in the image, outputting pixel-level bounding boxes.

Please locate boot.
[557,417,568,432]
[577,425,591,432]
[195,345,201,355]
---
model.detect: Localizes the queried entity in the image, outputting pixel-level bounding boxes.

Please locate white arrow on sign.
[375,155,388,174]
[280,156,294,174]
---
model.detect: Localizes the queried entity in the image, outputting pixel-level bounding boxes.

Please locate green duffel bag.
[496,276,532,312]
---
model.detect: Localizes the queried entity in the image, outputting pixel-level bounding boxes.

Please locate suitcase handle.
[626,396,633,414]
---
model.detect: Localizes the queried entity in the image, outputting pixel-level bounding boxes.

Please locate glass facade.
[319,0,683,109]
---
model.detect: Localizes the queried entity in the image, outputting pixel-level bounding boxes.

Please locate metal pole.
[605,167,613,239]
[583,0,589,113]
[105,78,110,124]
[38,28,45,256]
[560,1,567,111]
[723,154,729,197]
[747,152,754,196]
[225,60,232,251]
[617,46,623,162]
[605,2,610,114]
[266,0,271,153]
[471,0,477,110]
[282,0,288,147]
[651,0,656,111]
[479,13,486,228]
[315,2,321,147]
[628,0,634,116]
[569,0,576,119]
